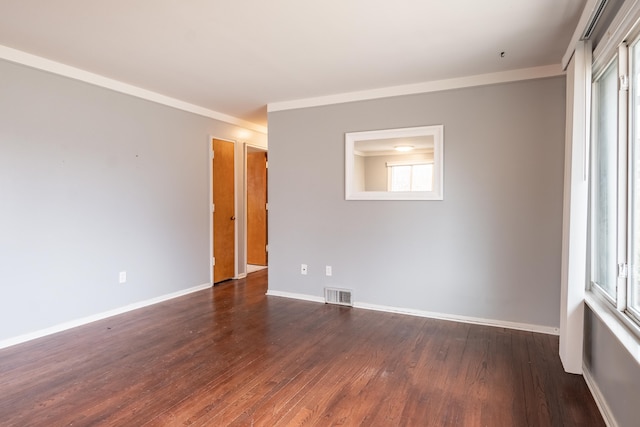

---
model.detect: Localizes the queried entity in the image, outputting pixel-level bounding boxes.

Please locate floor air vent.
[324,287,353,306]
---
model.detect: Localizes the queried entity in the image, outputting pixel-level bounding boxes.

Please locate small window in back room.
[387,162,433,192]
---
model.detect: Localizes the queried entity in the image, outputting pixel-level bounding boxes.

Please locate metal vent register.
[324,287,353,306]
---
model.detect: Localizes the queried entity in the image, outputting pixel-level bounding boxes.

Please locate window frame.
[386,160,433,192]
[590,55,621,306]
[590,32,640,337]
[627,36,640,325]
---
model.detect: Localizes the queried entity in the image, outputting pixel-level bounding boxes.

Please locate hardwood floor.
[0,269,604,426]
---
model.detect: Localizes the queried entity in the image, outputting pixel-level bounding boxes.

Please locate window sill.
[585,292,640,365]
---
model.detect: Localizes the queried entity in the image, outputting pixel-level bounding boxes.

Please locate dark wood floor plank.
[151,305,362,426]
[207,307,392,426]
[193,314,359,425]
[0,269,605,426]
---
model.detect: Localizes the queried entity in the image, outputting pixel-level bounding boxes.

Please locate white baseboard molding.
[583,364,617,427]
[265,290,559,335]
[356,302,559,335]
[266,290,325,304]
[0,282,212,350]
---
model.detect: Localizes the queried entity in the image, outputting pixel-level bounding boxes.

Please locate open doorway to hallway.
[246,145,268,274]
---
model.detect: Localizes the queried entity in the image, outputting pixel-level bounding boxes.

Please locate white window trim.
[560,40,591,374]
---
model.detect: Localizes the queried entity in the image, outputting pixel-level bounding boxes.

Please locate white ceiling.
[0,0,586,129]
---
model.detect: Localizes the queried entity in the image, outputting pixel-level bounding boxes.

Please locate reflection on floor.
[247,264,267,274]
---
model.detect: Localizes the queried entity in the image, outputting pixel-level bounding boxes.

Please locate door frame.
[209,136,238,285]
[244,143,268,271]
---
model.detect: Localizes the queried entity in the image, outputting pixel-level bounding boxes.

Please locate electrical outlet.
[301,264,308,275]
[326,265,332,276]
[119,271,127,283]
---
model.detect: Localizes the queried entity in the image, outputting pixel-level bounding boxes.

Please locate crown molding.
[268,64,564,114]
[0,44,267,134]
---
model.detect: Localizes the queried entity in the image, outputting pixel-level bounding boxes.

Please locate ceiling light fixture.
[395,145,414,152]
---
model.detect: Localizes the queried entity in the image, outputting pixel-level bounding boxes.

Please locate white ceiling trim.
[0,44,268,135]
[268,64,564,114]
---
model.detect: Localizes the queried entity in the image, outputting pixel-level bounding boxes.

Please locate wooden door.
[212,138,235,283]
[247,150,268,265]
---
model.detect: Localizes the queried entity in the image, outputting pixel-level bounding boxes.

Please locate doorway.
[246,145,268,273]
[212,138,236,283]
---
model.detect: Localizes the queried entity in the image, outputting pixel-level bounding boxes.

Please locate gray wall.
[584,308,640,426]
[0,59,266,341]
[268,76,565,328]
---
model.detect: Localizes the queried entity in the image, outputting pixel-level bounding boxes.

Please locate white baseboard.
[356,302,559,335]
[266,290,325,304]
[265,290,559,335]
[583,364,617,427]
[0,282,212,350]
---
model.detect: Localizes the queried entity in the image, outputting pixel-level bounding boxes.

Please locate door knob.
[231,216,236,220]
